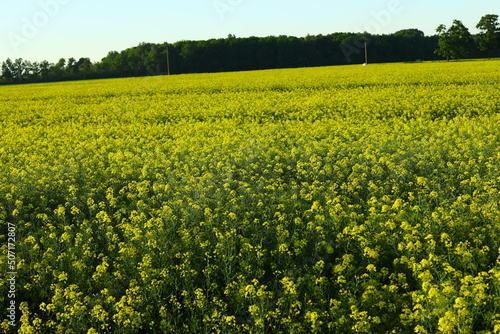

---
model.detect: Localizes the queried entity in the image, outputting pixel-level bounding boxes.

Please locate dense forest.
[1,15,499,85]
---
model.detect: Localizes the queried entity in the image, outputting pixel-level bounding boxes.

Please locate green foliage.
[477,14,500,58]
[435,20,475,60]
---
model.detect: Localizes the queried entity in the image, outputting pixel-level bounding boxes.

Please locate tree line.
[1,14,498,85]
[436,15,500,61]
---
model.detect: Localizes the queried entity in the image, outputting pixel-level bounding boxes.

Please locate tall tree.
[39,60,51,79]
[435,24,451,61]
[1,58,14,81]
[449,20,475,59]
[12,58,27,79]
[476,14,500,59]
[75,58,93,79]
[435,20,474,60]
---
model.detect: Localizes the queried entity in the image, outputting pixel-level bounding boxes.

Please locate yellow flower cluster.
[1,60,500,333]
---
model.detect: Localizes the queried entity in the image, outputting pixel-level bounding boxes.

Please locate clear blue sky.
[1,0,498,63]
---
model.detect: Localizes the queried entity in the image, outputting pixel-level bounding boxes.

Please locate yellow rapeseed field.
[1,61,500,333]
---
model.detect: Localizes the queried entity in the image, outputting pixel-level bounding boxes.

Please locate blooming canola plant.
[1,61,500,333]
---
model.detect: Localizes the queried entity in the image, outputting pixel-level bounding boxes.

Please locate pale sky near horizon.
[0,0,498,63]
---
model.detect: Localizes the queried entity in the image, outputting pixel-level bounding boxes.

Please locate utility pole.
[364,42,368,65]
[166,47,171,75]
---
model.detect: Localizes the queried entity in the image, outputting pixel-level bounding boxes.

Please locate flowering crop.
[1,61,500,333]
